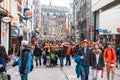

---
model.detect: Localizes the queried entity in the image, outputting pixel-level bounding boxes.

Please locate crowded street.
[7,59,120,80]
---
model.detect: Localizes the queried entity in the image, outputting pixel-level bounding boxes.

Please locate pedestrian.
[78,39,92,80]
[33,45,42,67]
[116,44,120,68]
[18,40,33,80]
[54,46,59,66]
[58,45,65,67]
[99,44,105,79]
[11,44,17,63]
[104,43,116,80]
[91,43,105,80]
[42,49,46,65]
[45,47,50,67]
[0,45,8,80]
[65,43,71,66]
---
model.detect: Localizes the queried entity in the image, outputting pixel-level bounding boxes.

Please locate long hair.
[0,45,7,57]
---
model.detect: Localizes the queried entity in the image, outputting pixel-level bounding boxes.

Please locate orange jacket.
[66,45,71,55]
[104,48,116,64]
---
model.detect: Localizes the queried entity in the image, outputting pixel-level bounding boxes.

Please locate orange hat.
[81,39,90,47]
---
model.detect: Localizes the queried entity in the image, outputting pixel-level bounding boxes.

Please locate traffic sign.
[13,28,19,35]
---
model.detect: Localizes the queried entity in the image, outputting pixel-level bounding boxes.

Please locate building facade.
[72,0,92,41]
[92,0,120,47]
[0,0,33,54]
[40,4,70,40]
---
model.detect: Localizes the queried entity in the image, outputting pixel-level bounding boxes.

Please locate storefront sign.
[13,28,19,35]
[2,17,11,23]
[26,10,32,18]
[23,8,32,20]
[98,29,103,32]
[117,28,120,33]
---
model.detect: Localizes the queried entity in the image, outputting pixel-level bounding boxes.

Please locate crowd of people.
[0,38,120,80]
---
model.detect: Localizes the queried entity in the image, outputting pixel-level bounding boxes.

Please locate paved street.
[7,59,120,80]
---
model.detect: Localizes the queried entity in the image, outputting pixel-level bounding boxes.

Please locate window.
[54,13,56,16]
[47,13,49,16]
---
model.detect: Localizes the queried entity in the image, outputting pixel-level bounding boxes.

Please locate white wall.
[11,0,18,21]
[92,0,115,12]
[99,4,120,34]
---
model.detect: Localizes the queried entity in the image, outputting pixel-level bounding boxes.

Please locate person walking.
[91,43,105,80]
[58,45,65,67]
[11,44,17,63]
[104,43,116,80]
[78,39,92,80]
[65,43,71,66]
[18,40,33,80]
[33,45,42,67]
[0,45,8,80]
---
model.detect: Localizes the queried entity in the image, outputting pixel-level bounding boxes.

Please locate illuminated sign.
[23,8,32,20]
[2,17,11,23]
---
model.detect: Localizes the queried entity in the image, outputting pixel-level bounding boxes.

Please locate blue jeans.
[66,55,71,65]
[35,56,41,66]
[46,56,50,66]
[83,66,89,80]
[117,56,120,64]
[59,57,64,67]
[21,73,28,80]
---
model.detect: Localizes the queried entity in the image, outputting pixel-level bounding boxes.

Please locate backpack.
[50,53,55,59]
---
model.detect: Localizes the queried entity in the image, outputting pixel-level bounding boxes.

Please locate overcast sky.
[40,0,72,8]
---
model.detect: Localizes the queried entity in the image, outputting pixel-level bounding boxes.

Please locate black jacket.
[78,48,92,66]
[58,48,65,58]
[33,47,42,56]
[91,50,105,70]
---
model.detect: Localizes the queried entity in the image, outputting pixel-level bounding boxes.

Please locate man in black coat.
[58,46,66,67]
[33,45,42,67]
[78,39,92,80]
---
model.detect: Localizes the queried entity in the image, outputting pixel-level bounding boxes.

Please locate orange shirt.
[66,46,71,55]
[104,48,116,64]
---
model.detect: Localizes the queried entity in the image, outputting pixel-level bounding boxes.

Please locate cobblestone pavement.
[7,59,120,80]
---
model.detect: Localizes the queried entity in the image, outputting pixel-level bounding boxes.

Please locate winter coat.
[116,47,120,57]
[18,47,32,74]
[78,48,92,66]
[104,48,116,64]
[66,45,71,55]
[58,48,65,58]
[33,47,42,56]
[91,49,105,70]
[74,55,84,78]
